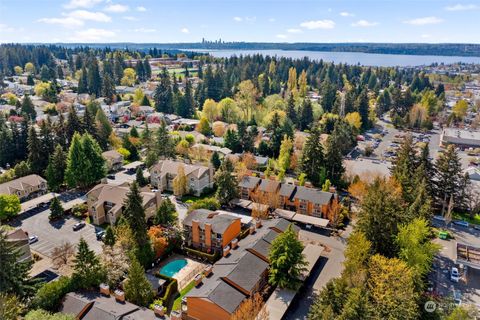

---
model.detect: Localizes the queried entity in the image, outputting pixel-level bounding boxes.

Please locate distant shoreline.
[21,42,480,58]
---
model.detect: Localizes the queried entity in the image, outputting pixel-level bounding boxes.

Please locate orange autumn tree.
[230,292,268,320]
[148,226,169,259]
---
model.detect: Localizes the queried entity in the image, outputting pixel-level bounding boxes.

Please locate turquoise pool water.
[160,259,188,277]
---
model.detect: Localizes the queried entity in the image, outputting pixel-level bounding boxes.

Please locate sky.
[0,0,479,44]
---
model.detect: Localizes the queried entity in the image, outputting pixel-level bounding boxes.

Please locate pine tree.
[122,134,139,161]
[210,151,221,170]
[391,135,417,204]
[102,74,116,104]
[156,120,174,158]
[268,224,306,290]
[104,226,115,246]
[65,133,87,188]
[83,104,96,137]
[95,108,112,150]
[299,99,313,131]
[123,258,154,307]
[435,145,464,211]
[45,145,66,192]
[0,229,35,298]
[355,89,370,130]
[66,106,83,144]
[38,119,54,171]
[122,182,153,267]
[300,126,326,187]
[324,134,345,187]
[182,79,195,118]
[72,238,105,289]
[21,95,36,120]
[214,158,238,205]
[49,197,64,220]
[153,68,173,113]
[135,167,147,187]
[77,67,88,94]
[81,133,106,185]
[153,198,177,226]
[27,125,43,174]
[286,94,297,126]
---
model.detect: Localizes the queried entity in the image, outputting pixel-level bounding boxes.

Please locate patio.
[156,254,206,290]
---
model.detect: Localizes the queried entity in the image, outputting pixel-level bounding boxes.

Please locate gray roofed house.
[60,291,157,320]
[5,228,32,263]
[293,186,334,205]
[184,209,240,234]
[238,176,261,200]
[185,217,295,320]
[0,174,47,202]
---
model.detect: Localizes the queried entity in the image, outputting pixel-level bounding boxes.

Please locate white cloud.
[245,16,256,22]
[181,27,190,34]
[0,24,15,32]
[287,28,302,33]
[136,6,146,12]
[403,16,443,25]
[268,18,276,22]
[133,28,156,33]
[123,16,138,21]
[104,4,129,12]
[445,4,478,11]
[421,34,431,38]
[276,34,287,39]
[340,11,354,17]
[69,28,116,41]
[351,20,378,27]
[233,17,243,22]
[38,17,84,28]
[67,10,111,22]
[300,20,335,29]
[64,0,103,9]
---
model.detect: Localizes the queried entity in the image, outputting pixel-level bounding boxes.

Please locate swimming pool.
[160,259,188,277]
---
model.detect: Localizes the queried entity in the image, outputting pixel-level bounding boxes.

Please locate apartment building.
[0,174,47,202]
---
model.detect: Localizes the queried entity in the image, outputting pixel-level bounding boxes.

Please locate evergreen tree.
[355,89,370,130]
[27,125,43,174]
[81,133,107,185]
[66,106,83,144]
[21,95,36,120]
[210,151,221,170]
[268,224,306,290]
[435,145,464,211]
[102,74,116,104]
[214,158,239,205]
[135,167,147,187]
[77,67,88,94]
[324,134,345,187]
[391,135,417,204]
[122,182,153,267]
[49,197,64,220]
[299,99,313,131]
[0,229,35,298]
[82,104,96,137]
[182,79,195,118]
[103,226,115,246]
[155,121,174,158]
[123,258,154,307]
[39,119,54,169]
[122,134,139,161]
[65,133,86,188]
[286,94,297,126]
[95,108,112,150]
[45,145,66,192]
[153,198,177,226]
[153,68,173,113]
[72,238,105,289]
[27,74,34,86]
[300,126,326,187]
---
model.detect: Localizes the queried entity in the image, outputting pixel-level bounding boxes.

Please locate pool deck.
[156,254,206,290]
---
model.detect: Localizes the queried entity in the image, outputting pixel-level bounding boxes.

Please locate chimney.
[194,273,203,286]
[204,223,212,248]
[231,238,238,249]
[223,245,231,257]
[153,304,165,317]
[204,264,213,277]
[99,283,110,296]
[114,289,125,303]
[249,225,256,234]
[192,220,200,245]
[255,219,262,229]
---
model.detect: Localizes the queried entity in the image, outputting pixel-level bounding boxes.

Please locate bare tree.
[51,242,74,268]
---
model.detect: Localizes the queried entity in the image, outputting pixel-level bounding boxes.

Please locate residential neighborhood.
[1,6,480,319]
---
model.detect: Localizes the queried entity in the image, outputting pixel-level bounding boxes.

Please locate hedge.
[184,247,219,263]
[155,273,178,307]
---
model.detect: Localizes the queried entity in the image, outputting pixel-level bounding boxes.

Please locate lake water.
[193,49,480,67]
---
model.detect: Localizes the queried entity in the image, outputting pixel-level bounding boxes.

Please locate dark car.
[72,222,86,231]
[96,230,106,241]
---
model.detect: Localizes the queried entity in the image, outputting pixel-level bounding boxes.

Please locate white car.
[450,267,460,282]
[28,235,39,244]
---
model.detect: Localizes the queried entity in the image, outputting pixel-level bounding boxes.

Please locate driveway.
[10,208,102,259]
[284,225,353,320]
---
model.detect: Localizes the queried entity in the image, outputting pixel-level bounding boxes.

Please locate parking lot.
[432,219,480,308]
[10,207,102,259]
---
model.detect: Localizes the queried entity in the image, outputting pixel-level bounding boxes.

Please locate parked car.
[450,267,460,282]
[96,230,105,241]
[72,222,86,231]
[28,235,39,244]
[454,220,469,228]
[453,290,462,306]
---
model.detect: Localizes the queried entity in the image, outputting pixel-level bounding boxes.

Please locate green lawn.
[452,212,480,225]
[172,280,195,311]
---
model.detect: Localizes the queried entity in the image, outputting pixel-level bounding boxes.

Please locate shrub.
[187,197,220,213]
[71,203,87,218]
[33,276,73,311]
[154,273,178,307]
[184,247,220,263]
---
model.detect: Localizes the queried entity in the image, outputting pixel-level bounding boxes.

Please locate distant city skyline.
[1,0,479,43]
